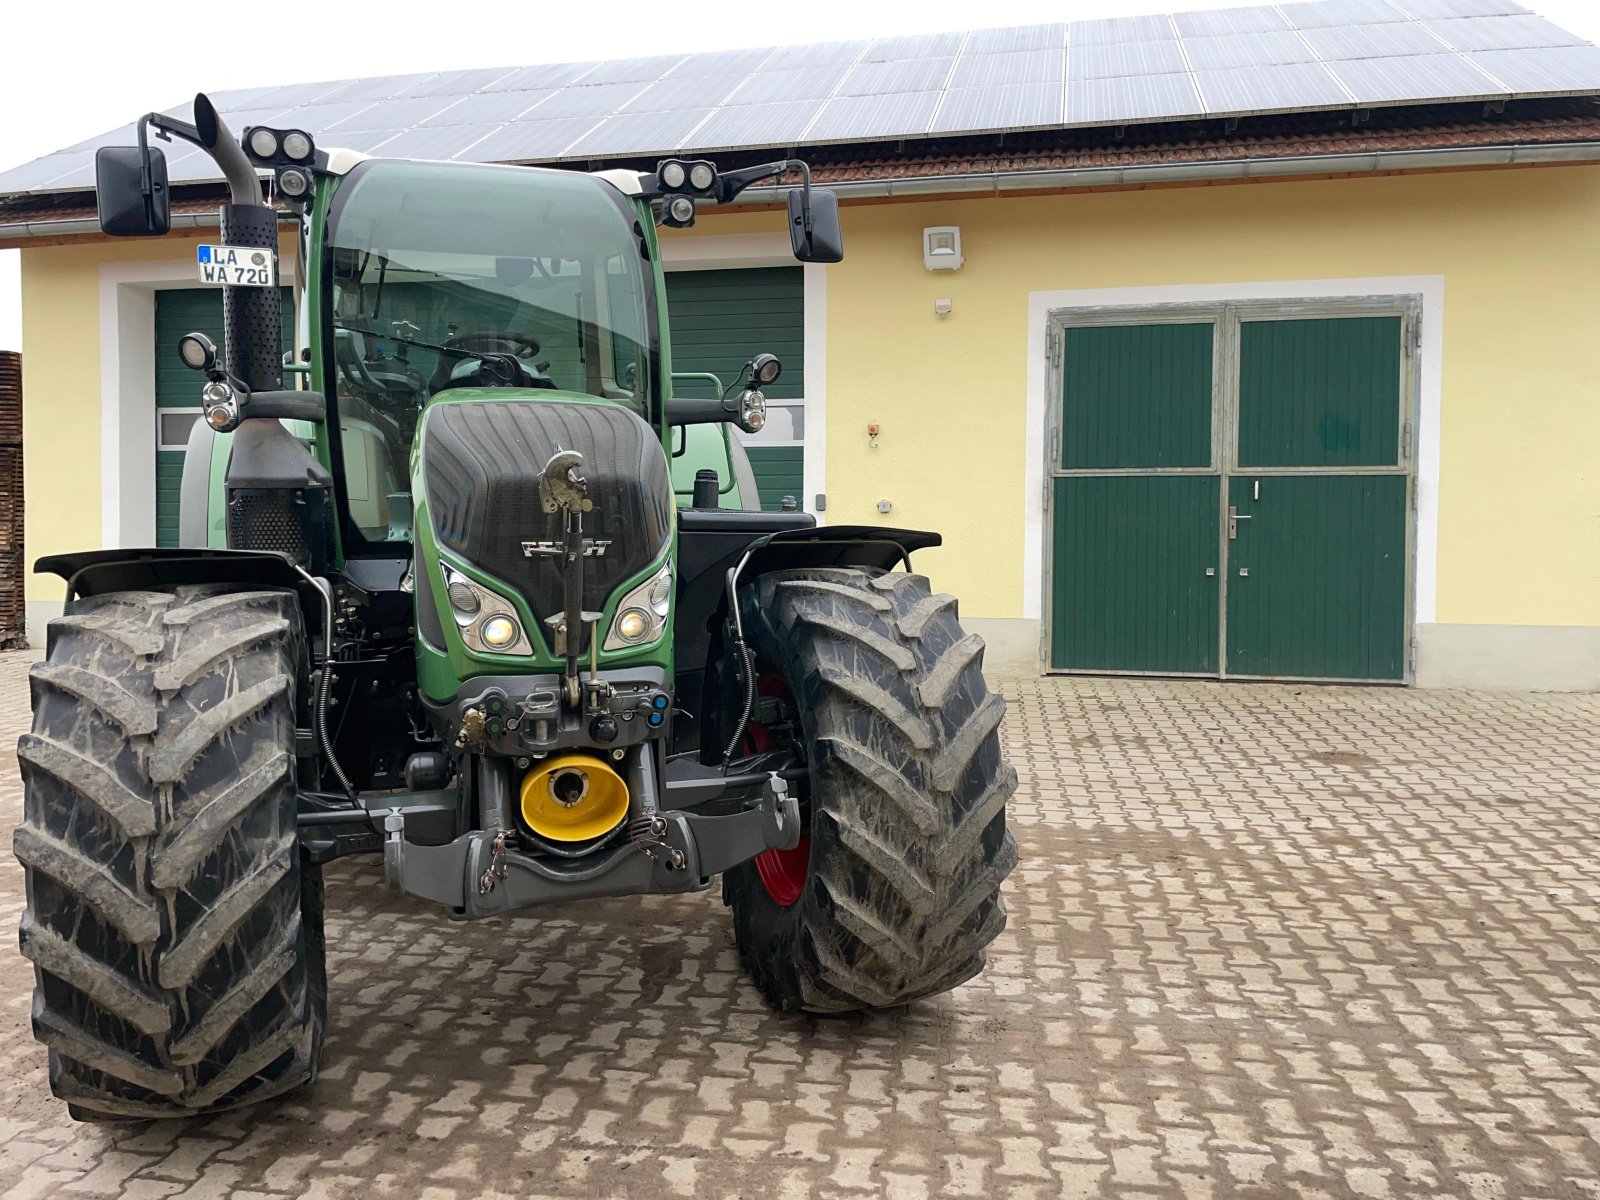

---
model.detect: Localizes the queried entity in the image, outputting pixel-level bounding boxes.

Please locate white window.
[157,408,202,451]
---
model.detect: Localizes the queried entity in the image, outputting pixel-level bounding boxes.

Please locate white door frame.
[660,232,827,522]
[98,255,298,548]
[1025,275,1444,634]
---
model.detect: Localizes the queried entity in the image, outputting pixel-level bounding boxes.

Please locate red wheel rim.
[755,838,811,907]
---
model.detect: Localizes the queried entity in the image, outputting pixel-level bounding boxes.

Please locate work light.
[281,131,313,162]
[660,161,686,189]
[247,128,280,159]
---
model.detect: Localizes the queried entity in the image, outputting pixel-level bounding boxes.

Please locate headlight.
[247,127,280,159]
[481,615,519,648]
[604,561,671,652]
[440,567,532,655]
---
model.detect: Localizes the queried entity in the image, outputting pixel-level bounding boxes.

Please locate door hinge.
[1402,420,1412,461]
[1407,316,1421,356]
[1049,331,1062,368]
[1049,425,1060,461]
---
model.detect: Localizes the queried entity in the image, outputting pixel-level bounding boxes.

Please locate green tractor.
[15,95,1018,1120]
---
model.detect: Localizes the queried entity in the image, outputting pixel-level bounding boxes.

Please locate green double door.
[1049,310,1412,682]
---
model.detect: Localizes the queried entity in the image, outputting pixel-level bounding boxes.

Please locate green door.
[1049,321,1220,672]
[1225,316,1409,681]
[154,288,294,547]
[1049,309,1413,682]
[665,267,803,511]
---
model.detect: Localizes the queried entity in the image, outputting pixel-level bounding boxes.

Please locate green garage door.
[1050,309,1412,681]
[153,288,294,546]
[666,267,804,511]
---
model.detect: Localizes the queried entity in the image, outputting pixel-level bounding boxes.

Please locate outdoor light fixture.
[923,226,963,271]
[247,127,280,159]
[177,331,217,374]
[277,167,311,199]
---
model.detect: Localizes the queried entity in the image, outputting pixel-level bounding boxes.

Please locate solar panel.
[396,68,521,99]
[688,101,828,149]
[453,118,607,162]
[1423,15,1580,52]
[564,109,713,157]
[1069,40,1189,82]
[932,84,1061,132]
[805,92,944,141]
[864,32,966,61]
[1469,44,1600,90]
[1395,0,1530,17]
[837,57,956,97]
[578,56,691,86]
[1299,22,1450,59]
[724,66,854,104]
[1195,61,1353,113]
[1181,31,1322,73]
[1066,72,1203,124]
[663,48,778,77]
[1283,0,1412,27]
[620,76,742,115]
[4,0,1600,199]
[1173,6,1292,37]
[520,82,651,120]
[964,24,1065,55]
[761,39,869,69]
[482,62,602,92]
[417,92,558,127]
[1329,52,1507,102]
[1071,15,1179,45]
[947,49,1064,90]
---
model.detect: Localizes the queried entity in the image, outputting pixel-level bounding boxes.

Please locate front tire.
[15,585,325,1119]
[725,567,1019,1012]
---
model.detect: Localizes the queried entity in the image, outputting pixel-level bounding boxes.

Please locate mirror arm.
[715,158,806,205]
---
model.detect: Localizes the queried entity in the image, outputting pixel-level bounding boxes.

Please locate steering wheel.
[429,332,544,393]
[443,332,540,358]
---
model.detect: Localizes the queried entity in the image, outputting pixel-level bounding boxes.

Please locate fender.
[36,547,318,607]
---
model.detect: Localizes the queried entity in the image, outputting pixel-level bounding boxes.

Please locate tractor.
[14,94,1018,1120]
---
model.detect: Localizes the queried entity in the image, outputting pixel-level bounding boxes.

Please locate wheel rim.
[755,838,811,907]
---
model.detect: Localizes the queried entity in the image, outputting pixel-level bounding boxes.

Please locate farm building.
[2,0,1598,687]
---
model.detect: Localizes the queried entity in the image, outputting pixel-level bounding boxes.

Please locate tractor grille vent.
[229,490,307,562]
[422,401,672,632]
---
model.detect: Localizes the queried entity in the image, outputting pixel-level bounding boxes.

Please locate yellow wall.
[20,231,297,601]
[20,168,1600,630]
[811,168,1600,627]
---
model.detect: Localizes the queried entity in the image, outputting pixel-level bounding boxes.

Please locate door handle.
[1228,506,1252,540]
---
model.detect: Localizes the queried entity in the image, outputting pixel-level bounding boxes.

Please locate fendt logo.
[521,540,613,559]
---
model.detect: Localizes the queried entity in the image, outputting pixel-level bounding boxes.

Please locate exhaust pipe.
[193,93,282,395]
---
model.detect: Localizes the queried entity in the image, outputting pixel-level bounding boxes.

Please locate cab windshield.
[323,159,654,546]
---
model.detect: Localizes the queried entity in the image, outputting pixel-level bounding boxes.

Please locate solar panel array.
[4,0,1600,196]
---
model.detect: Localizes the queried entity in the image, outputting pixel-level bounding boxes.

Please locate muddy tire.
[14,585,325,1119]
[725,567,1018,1012]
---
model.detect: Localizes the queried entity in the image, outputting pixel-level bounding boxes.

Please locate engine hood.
[419,397,672,643]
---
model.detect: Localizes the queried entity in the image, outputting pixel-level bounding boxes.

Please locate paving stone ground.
[0,647,1596,1198]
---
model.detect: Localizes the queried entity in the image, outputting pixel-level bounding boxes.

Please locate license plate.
[196,244,277,287]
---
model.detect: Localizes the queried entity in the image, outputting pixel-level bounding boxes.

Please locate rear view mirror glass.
[788,187,844,264]
[95,144,171,237]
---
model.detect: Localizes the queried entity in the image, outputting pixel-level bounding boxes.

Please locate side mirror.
[95,144,171,237]
[788,187,843,264]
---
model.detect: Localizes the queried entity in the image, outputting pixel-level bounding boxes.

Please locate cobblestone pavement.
[0,647,1597,1198]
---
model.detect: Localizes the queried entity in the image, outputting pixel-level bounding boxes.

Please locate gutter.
[3,140,1599,242]
[726,140,1600,203]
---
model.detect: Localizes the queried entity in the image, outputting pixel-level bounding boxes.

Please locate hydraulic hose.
[294,568,356,798]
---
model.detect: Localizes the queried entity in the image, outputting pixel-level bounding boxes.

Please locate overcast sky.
[2,0,1597,350]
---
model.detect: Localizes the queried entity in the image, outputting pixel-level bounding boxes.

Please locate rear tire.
[15,585,325,1119]
[725,567,1018,1012]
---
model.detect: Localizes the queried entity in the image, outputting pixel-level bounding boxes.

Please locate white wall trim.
[97,255,296,549]
[659,231,827,519]
[1024,274,1445,623]
[660,232,795,271]
[803,262,828,525]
